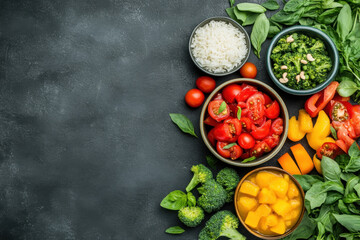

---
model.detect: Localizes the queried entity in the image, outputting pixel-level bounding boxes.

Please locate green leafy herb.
[261,0,280,10]
[242,12,260,26]
[337,80,360,97]
[206,155,218,170]
[293,174,323,191]
[236,3,266,13]
[330,126,338,140]
[222,143,236,150]
[251,13,269,58]
[187,192,196,207]
[285,212,316,240]
[218,101,226,115]
[336,4,353,42]
[242,156,256,163]
[229,0,235,7]
[321,156,342,185]
[344,142,360,172]
[169,113,197,138]
[237,106,241,120]
[333,214,360,232]
[160,190,187,210]
[165,226,185,234]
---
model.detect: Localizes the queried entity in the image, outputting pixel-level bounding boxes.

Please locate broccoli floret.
[197,179,227,213]
[216,168,240,203]
[186,164,213,192]
[310,40,325,52]
[178,206,204,227]
[199,210,246,240]
[290,52,302,72]
[225,191,235,203]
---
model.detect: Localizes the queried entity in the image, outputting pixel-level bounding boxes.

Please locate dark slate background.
[0,0,313,239]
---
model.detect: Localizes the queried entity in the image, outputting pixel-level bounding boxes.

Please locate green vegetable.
[206,155,218,170]
[236,3,266,13]
[187,192,196,207]
[222,143,236,150]
[237,106,241,120]
[251,13,269,58]
[178,206,204,227]
[216,168,240,203]
[333,214,360,232]
[337,4,353,42]
[229,0,235,7]
[160,190,187,210]
[197,179,227,213]
[218,101,226,114]
[321,156,342,185]
[242,156,256,163]
[169,113,197,138]
[186,164,213,192]
[165,226,185,234]
[261,0,280,10]
[344,142,360,172]
[199,210,246,240]
[337,80,360,97]
[330,126,338,140]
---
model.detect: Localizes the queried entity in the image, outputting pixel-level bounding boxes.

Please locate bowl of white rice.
[189,17,250,76]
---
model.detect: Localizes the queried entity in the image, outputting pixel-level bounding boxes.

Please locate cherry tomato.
[264,134,280,149]
[228,103,239,118]
[265,100,280,119]
[185,89,205,108]
[224,118,242,136]
[236,84,258,102]
[239,62,257,79]
[208,100,230,122]
[251,120,271,140]
[263,94,272,105]
[316,142,344,159]
[238,133,255,149]
[247,93,265,122]
[271,118,284,135]
[250,141,270,157]
[337,124,355,151]
[207,128,216,146]
[196,76,216,93]
[328,101,353,122]
[252,116,266,127]
[222,84,243,103]
[216,142,243,160]
[240,150,250,159]
[204,116,219,127]
[239,117,253,132]
[213,120,241,143]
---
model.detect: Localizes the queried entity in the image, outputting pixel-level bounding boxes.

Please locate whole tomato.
[196,76,216,93]
[239,62,257,79]
[185,89,205,108]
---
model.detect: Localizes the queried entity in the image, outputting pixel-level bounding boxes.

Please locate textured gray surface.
[0,0,310,239]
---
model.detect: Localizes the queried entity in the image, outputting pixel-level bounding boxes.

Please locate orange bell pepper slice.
[277,153,301,175]
[290,143,314,175]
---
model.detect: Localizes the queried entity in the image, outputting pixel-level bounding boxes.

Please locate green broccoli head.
[186,164,213,192]
[310,40,325,52]
[216,168,240,191]
[197,179,227,213]
[199,228,215,240]
[200,210,246,240]
[178,206,204,227]
[225,191,235,203]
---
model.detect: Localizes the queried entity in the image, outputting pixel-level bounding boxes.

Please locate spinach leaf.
[165,226,185,234]
[206,155,218,170]
[348,203,360,214]
[315,204,335,232]
[341,172,357,182]
[261,0,280,10]
[236,3,267,13]
[302,5,322,18]
[251,13,269,58]
[283,0,306,12]
[242,12,260,26]
[343,192,360,203]
[337,80,360,97]
[268,20,282,37]
[321,156,342,185]
[187,192,196,207]
[234,7,247,22]
[337,4,353,42]
[333,214,360,232]
[293,174,323,191]
[270,9,303,25]
[229,0,235,7]
[299,17,315,25]
[317,8,341,24]
[285,212,316,240]
[169,113,198,138]
[226,7,238,22]
[316,222,325,240]
[160,190,187,210]
[338,199,351,214]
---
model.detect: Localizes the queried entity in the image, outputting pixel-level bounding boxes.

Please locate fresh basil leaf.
[330,126,338,140]
[316,222,326,240]
[187,192,196,207]
[169,113,198,138]
[293,174,323,191]
[242,156,256,163]
[218,101,226,115]
[305,181,344,209]
[341,172,357,182]
[165,226,185,234]
[270,9,303,25]
[348,141,360,158]
[285,212,316,240]
[340,233,360,240]
[237,106,241,120]
[343,192,360,203]
[324,192,343,204]
[236,3,266,13]
[337,4,353,42]
[321,156,342,185]
[337,80,360,97]
[345,142,360,172]
[315,204,334,232]
[338,200,351,214]
[333,214,360,232]
[206,155,218,170]
[345,176,359,196]
[230,0,235,7]
[261,0,280,10]
[223,143,237,150]
[336,154,351,171]
[160,190,187,210]
[348,203,360,214]
[354,183,360,197]
[251,13,269,58]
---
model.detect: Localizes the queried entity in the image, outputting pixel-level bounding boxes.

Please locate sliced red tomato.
[204,116,218,127]
[264,134,280,149]
[265,100,280,119]
[240,150,250,159]
[335,140,349,153]
[252,116,266,126]
[329,101,353,122]
[247,93,265,122]
[333,120,356,138]
[250,141,271,157]
[350,105,360,137]
[208,100,230,122]
[207,128,216,146]
[336,124,355,153]
[316,142,344,159]
[305,81,339,118]
[213,123,232,142]
[263,93,272,105]
[224,118,242,136]
[238,133,255,149]
[228,103,238,118]
[239,117,253,132]
[222,84,243,103]
[236,84,258,102]
[251,120,271,140]
[271,118,284,135]
[216,142,242,160]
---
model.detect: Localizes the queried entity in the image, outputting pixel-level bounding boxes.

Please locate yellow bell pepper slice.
[306,110,335,150]
[298,109,313,133]
[288,116,306,142]
[313,154,322,175]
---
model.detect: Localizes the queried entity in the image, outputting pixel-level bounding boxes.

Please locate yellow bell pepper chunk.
[299,109,313,133]
[306,110,335,150]
[288,116,306,142]
[313,154,323,175]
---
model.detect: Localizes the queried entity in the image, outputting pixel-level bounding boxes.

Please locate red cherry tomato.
[250,141,270,157]
[240,150,250,159]
[238,133,255,149]
[224,118,242,136]
[213,120,241,143]
[208,100,230,122]
[213,93,223,100]
[264,134,280,149]
[263,94,272,105]
[207,128,216,146]
[239,62,257,79]
[239,117,253,132]
[265,100,280,119]
[216,142,243,160]
[185,89,205,108]
[247,93,265,122]
[271,118,284,135]
[236,84,258,102]
[316,142,344,159]
[253,116,266,127]
[204,116,219,127]
[196,76,216,93]
[328,101,353,122]
[222,84,243,103]
[251,120,271,140]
